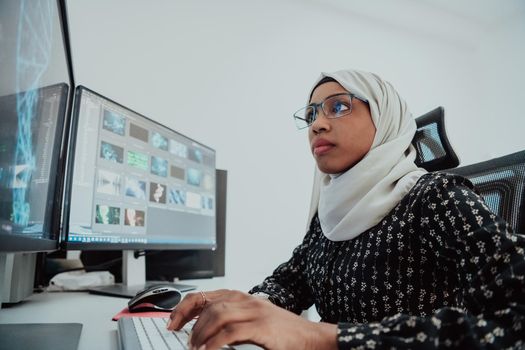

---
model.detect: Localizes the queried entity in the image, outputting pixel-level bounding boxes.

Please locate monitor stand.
[0,252,37,306]
[88,250,196,298]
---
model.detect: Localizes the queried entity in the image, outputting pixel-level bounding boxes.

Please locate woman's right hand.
[167,289,242,331]
[167,289,337,350]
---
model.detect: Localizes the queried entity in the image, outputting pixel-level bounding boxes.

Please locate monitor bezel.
[0,234,58,253]
[62,85,217,251]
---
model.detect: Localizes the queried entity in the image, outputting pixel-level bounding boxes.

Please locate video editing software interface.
[67,87,216,248]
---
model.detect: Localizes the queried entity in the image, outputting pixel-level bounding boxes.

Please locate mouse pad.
[112,307,171,321]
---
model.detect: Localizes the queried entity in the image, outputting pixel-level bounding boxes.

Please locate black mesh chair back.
[450,150,525,235]
[412,106,459,172]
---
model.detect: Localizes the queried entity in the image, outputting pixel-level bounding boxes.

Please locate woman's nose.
[310,110,331,134]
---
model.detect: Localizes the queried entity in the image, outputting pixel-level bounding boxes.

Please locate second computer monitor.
[65,86,216,250]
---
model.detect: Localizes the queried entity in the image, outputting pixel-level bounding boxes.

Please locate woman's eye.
[331,101,350,114]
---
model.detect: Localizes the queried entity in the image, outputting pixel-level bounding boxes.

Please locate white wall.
[67,0,525,286]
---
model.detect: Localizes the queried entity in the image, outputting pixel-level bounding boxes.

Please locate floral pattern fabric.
[250,173,525,349]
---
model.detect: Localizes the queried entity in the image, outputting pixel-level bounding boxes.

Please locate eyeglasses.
[293,92,368,130]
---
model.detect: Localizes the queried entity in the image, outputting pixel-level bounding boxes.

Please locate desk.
[0,277,259,350]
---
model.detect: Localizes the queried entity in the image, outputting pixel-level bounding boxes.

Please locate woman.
[167,70,525,349]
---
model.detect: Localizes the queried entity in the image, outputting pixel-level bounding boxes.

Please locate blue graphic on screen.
[201,196,213,210]
[102,110,126,136]
[125,177,146,200]
[188,148,203,163]
[151,132,168,151]
[100,141,124,163]
[187,168,202,186]
[95,204,120,225]
[168,188,186,205]
[151,156,168,177]
[13,0,53,226]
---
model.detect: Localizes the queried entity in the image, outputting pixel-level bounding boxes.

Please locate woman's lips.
[312,139,335,156]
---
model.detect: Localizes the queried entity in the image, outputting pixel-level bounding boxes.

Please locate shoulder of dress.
[413,171,474,194]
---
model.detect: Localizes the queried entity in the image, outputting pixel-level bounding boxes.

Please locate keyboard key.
[132,318,155,350]
[152,318,187,349]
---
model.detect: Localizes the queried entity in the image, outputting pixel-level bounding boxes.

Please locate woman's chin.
[316,161,354,175]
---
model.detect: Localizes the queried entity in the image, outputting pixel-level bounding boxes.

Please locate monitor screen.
[65,86,216,250]
[0,0,72,252]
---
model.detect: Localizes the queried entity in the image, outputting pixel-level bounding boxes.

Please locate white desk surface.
[0,277,258,350]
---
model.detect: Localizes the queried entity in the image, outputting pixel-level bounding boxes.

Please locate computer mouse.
[128,284,182,313]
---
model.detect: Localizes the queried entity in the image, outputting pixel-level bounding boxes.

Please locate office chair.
[412,107,523,235]
[449,150,525,235]
[412,106,460,172]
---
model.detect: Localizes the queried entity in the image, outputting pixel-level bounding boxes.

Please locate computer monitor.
[0,1,82,348]
[63,86,217,295]
[0,0,74,303]
[79,168,227,284]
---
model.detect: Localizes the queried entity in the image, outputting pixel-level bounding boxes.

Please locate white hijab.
[307,70,427,241]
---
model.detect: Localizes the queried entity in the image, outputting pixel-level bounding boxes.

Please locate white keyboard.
[118,317,262,350]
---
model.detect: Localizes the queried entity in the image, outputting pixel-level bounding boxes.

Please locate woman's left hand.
[181,290,337,350]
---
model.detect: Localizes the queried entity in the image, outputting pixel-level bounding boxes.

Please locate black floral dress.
[250,173,525,349]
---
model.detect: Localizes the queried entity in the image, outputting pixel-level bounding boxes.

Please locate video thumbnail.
[124,208,145,227]
[96,169,121,195]
[168,188,186,205]
[100,141,124,163]
[125,177,146,200]
[169,139,187,158]
[149,182,166,204]
[186,191,201,209]
[188,148,203,163]
[151,132,168,151]
[151,156,168,177]
[102,110,126,136]
[170,165,185,180]
[127,150,149,171]
[95,204,120,225]
[201,196,214,210]
[129,123,149,143]
[187,168,202,187]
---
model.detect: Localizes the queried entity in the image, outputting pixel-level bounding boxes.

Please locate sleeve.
[248,221,316,315]
[337,174,525,349]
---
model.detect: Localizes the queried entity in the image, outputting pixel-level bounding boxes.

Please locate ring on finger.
[199,291,207,311]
